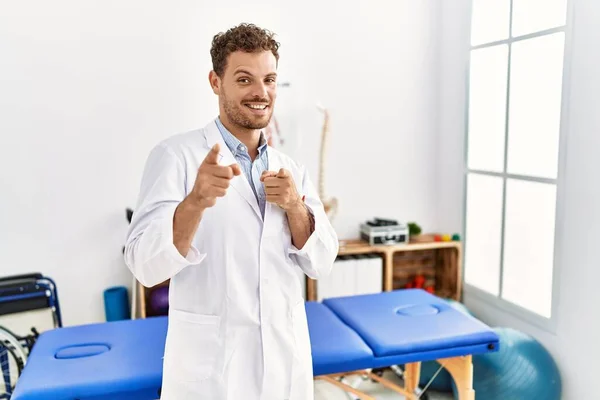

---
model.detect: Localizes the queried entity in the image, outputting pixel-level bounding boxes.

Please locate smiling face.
[209,50,278,132]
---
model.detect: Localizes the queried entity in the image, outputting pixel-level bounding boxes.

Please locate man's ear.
[208,70,220,95]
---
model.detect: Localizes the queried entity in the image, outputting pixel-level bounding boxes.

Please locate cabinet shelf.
[306,237,462,302]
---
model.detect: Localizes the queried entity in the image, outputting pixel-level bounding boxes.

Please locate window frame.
[461,0,574,333]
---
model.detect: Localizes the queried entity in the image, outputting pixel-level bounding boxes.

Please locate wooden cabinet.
[305,237,463,302]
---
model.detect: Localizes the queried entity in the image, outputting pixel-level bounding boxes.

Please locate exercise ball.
[418,360,454,392]
[452,327,561,400]
[149,286,170,315]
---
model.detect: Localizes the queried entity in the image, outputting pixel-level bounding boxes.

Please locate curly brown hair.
[210,23,280,77]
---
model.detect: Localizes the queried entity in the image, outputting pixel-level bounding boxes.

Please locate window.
[464,0,569,321]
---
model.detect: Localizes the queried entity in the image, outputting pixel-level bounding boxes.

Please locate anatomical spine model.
[317,104,338,220]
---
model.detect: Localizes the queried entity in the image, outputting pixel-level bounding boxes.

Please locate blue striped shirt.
[215,117,269,218]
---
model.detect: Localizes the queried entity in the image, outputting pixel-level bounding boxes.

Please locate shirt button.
[240,145,246,151]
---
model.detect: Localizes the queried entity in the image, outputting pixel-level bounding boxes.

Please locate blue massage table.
[11,289,499,400]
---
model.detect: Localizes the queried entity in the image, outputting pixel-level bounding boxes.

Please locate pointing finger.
[276,168,289,178]
[203,143,221,165]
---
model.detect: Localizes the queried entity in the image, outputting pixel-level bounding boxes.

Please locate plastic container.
[103,286,130,321]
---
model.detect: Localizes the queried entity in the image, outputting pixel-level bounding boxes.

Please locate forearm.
[286,201,315,250]
[173,195,205,257]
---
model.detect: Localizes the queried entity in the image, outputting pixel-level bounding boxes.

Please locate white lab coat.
[124,118,339,400]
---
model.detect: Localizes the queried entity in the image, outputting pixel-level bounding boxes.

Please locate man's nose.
[251,82,268,99]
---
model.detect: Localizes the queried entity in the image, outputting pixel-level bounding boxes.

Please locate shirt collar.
[216,116,268,158]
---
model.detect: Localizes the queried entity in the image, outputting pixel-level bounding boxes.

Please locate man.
[124,23,339,400]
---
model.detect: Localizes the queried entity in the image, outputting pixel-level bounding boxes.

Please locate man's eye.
[238,78,250,83]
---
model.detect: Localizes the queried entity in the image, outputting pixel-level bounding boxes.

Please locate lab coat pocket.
[291,302,312,365]
[167,308,221,382]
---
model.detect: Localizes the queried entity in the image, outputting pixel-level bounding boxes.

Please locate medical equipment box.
[360,218,409,246]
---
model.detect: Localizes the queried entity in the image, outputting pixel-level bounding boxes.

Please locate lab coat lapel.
[204,120,262,220]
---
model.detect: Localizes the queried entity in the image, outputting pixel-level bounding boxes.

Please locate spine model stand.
[317,104,338,220]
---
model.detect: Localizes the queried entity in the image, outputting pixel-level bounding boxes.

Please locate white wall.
[438,0,600,399]
[281,0,441,238]
[0,0,440,326]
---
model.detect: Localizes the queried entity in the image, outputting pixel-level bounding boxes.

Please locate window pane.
[470,0,511,46]
[464,174,504,295]
[507,33,565,179]
[502,179,556,317]
[512,0,568,37]
[468,45,509,173]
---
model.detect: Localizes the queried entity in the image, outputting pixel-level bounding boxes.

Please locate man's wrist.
[181,194,207,215]
[284,197,306,216]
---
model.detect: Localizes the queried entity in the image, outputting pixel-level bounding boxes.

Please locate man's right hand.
[191,143,241,209]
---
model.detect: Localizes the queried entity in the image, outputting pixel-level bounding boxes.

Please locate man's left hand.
[261,168,302,212]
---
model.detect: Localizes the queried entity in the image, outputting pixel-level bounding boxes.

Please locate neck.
[219,115,262,159]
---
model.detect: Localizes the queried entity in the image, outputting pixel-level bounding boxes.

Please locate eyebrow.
[234,69,277,78]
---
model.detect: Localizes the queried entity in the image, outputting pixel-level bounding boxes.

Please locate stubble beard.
[222,91,273,130]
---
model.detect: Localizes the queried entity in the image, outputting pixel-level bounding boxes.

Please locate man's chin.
[248,123,270,130]
[244,115,272,130]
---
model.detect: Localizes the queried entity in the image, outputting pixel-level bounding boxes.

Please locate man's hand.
[173,143,241,257]
[261,168,302,212]
[191,143,241,209]
[262,168,314,249]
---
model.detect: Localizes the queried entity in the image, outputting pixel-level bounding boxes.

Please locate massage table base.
[315,355,474,400]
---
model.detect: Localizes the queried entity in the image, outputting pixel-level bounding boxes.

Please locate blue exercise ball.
[418,361,454,392]
[452,327,561,400]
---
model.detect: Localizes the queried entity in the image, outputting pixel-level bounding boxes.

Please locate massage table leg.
[404,362,421,394]
[437,355,475,400]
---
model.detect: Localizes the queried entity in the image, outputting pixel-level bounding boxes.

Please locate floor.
[314,369,453,400]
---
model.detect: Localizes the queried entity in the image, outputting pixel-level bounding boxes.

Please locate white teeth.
[246,104,267,110]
